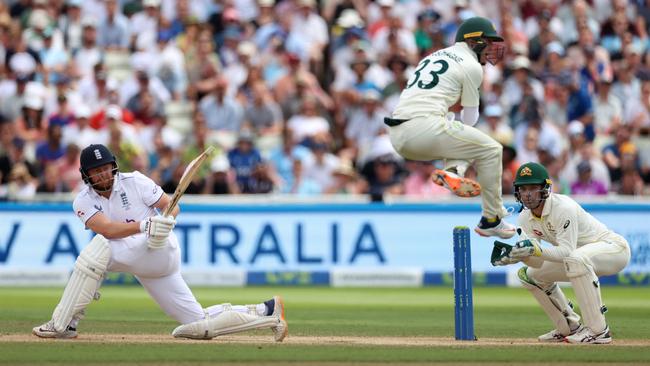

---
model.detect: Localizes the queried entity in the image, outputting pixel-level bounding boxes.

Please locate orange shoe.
[432,169,481,197]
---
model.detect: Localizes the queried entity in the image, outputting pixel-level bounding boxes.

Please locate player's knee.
[77,234,111,280]
[563,254,594,278]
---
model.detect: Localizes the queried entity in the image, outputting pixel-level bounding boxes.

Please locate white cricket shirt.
[392,42,483,120]
[73,171,164,227]
[517,193,613,262]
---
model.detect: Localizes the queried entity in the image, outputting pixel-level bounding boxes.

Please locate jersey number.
[406,59,449,90]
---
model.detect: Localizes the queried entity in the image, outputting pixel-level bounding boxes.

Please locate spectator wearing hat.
[413,9,442,55]
[6,162,37,201]
[205,153,240,195]
[325,158,362,194]
[62,103,106,148]
[592,73,623,135]
[228,130,264,193]
[501,56,545,114]
[571,160,608,195]
[477,104,514,146]
[367,0,396,38]
[98,0,129,50]
[16,91,46,146]
[129,0,160,52]
[291,0,329,67]
[513,96,564,160]
[359,153,405,202]
[58,0,83,52]
[344,89,388,164]
[561,126,611,193]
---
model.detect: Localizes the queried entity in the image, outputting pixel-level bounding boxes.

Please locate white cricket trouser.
[107,232,205,324]
[525,233,631,286]
[388,114,507,218]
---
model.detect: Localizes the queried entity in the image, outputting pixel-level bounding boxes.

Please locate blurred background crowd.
[1,0,650,201]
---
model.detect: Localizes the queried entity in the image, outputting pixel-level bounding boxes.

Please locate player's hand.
[491,240,520,266]
[509,239,542,259]
[147,235,168,249]
[140,215,176,238]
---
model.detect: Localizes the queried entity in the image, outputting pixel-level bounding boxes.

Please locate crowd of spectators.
[1,0,650,201]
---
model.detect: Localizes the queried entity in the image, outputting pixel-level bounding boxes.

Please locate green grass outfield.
[1,286,650,365]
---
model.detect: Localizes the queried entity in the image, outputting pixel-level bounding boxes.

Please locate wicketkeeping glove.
[491,241,520,266]
[140,215,176,238]
[509,238,542,259]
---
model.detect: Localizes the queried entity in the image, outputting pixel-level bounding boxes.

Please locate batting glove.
[509,239,542,259]
[147,236,168,249]
[140,215,176,238]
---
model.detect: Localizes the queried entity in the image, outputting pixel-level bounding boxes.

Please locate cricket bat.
[163,146,215,216]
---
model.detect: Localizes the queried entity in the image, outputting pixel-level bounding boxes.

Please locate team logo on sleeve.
[563,220,570,229]
[94,204,103,212]
[533,229,544,237]
[77,210,85,217]
[545,222,556,233]
[153,186,158,195]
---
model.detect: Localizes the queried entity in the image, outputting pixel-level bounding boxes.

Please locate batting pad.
[172,311,279,339]
[518,267,580,335]
[564,256,607,333]
[52,235,110,332]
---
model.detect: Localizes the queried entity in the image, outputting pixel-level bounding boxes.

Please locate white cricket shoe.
[565,326,612,344]
[538,324,584,343]
[270,295,288,342]
[32,320,78,339]
[474,218,516,239]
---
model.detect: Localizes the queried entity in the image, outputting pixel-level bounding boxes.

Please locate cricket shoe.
[432,169,481,197]
[32,320,78,339]
[474,216,516,239]
[266,295,288,342]
[565,325,612,344]
[538,324,584,343]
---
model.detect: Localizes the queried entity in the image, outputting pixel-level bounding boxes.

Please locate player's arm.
[152,192,179,218]
[85,212,141,239]
[539,213,579,262]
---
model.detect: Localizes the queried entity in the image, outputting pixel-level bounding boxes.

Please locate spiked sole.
[432,169,481,197]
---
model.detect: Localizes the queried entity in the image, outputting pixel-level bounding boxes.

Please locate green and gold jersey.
[392,42,482,120]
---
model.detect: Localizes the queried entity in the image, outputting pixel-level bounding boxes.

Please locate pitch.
[2,286,649,364]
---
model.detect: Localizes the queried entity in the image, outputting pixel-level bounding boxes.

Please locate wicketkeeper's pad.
[564,255,607,333]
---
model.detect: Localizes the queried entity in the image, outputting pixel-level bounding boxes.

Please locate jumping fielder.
[33,144,288,341]
[492,162,630,344]
[385,17,515,239]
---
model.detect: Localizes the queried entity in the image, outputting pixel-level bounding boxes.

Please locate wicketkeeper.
[492,162,630,344]
[385,16,515,239]
[33,144,288,341]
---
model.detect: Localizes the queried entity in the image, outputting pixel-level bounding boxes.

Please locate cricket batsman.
[33,144,287,341]
[492,162,631,343]
[385,16,515,239]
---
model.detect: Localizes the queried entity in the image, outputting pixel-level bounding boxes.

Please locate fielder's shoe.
[32,320,78,339]
[266,295,288,342]
[538,324,584,343]
[432,169,481,198]
[565,325,612,344]
[474,216,516,239]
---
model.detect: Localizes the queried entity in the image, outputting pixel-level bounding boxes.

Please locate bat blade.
[163,146,215,216]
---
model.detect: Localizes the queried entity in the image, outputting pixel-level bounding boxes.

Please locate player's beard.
[89,172,115,193]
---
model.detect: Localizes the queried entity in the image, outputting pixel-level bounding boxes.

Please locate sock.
[479,216,501,228]
[263,298,275,316]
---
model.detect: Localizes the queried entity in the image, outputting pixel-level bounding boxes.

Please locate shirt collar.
[456,42,479,62]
